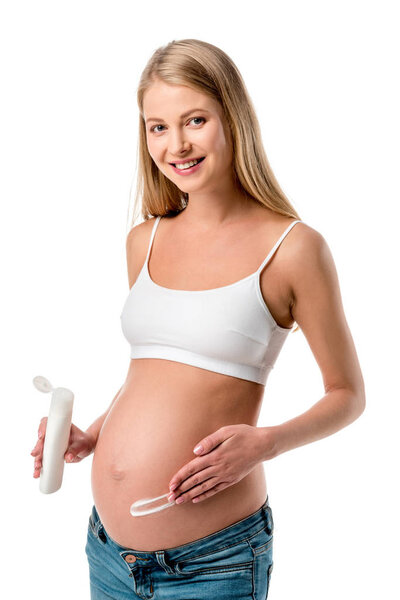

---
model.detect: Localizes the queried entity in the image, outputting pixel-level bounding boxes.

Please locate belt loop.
[155,551,176,575]
[98,522,107,543]
[262,496,273,535]
[94,508,107,543]
[266,505,274,535]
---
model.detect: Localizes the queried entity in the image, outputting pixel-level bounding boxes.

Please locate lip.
[170,157,206,176]
[169,156,205,165]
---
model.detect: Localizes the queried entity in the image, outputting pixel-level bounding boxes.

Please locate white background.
[1,0,399,598]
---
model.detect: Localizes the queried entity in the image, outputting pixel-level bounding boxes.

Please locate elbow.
[326,378,366,417]
[341,374,367,419]
[330,383,366,422]
[351,384,366,419]
[358,392,366,416]
[357,375,366,414]
[341,388,365,428]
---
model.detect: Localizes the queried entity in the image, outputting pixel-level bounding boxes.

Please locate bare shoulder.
[283,220,338,294]
[126,216,158,247]
[125,217,159,288]
[259,213,327,278]
[284,220,347,349]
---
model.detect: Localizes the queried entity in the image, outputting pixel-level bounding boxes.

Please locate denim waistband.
[90,495,273,565]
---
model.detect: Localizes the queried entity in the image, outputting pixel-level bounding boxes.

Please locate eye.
[149,116,205,134]
[150,124,165,133]
[189,116,205,126]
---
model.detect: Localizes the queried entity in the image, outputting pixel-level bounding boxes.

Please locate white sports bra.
[120,215,303,386]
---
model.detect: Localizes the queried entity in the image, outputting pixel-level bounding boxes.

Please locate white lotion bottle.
[33,376,74,494]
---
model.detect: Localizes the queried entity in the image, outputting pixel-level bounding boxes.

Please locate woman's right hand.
[31,417,97,478]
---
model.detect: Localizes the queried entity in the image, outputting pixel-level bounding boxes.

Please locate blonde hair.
[129,38,301,331]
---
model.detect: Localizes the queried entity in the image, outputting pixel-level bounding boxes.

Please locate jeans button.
[124,554,137,563]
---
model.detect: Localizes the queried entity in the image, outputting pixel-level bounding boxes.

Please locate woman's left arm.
[167,227,366,503]
[259,225,366,461]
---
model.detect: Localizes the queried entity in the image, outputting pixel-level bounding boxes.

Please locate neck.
[181,181,257,228]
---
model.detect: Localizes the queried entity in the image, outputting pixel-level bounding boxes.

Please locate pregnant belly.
[90,361,267,551]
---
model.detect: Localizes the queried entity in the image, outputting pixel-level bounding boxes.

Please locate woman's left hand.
[167,424,273,505]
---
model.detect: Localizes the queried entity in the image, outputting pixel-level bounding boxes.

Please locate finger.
[169,458,207,493]
[172,465,215,496]
[64,450,83,462]
[32,443,44,465]
[38,417,47,437]
[191,482,229,504]
[31,437,43,454]
[168,475,217,504]
[35,432,45,448]
[192,427,232,456]
[170,477,220,504]
[69,455,82,462]
[33,459,42,477]
[31,440,43,457]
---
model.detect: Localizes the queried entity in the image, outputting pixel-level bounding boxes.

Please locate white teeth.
[174,158,201,170]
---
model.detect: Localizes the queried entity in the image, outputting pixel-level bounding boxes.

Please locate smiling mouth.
[171,157,206,168]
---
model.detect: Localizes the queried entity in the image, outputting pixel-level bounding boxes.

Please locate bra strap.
[145,215,162,265]
[256,220,302,274]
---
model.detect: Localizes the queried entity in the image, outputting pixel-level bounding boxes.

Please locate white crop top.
[120,216,302,385]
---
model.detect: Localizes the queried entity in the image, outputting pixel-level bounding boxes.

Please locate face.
[142,79,234,193]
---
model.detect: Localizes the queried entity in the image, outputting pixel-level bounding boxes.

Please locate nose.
[168,126,191,157]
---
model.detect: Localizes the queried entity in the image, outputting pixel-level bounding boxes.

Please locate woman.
[31,39,365,599]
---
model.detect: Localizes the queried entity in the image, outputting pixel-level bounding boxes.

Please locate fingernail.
[169,483,177,491]
[193,445,203,454]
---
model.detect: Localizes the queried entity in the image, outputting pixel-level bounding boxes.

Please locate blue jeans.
[85,496,274,599]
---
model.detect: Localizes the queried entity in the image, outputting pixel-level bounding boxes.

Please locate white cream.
[130,492,175,516]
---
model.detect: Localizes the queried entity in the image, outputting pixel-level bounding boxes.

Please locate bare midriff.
[91,357,268,552]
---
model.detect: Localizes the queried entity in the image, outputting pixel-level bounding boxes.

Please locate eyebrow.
[145,108,211,124]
